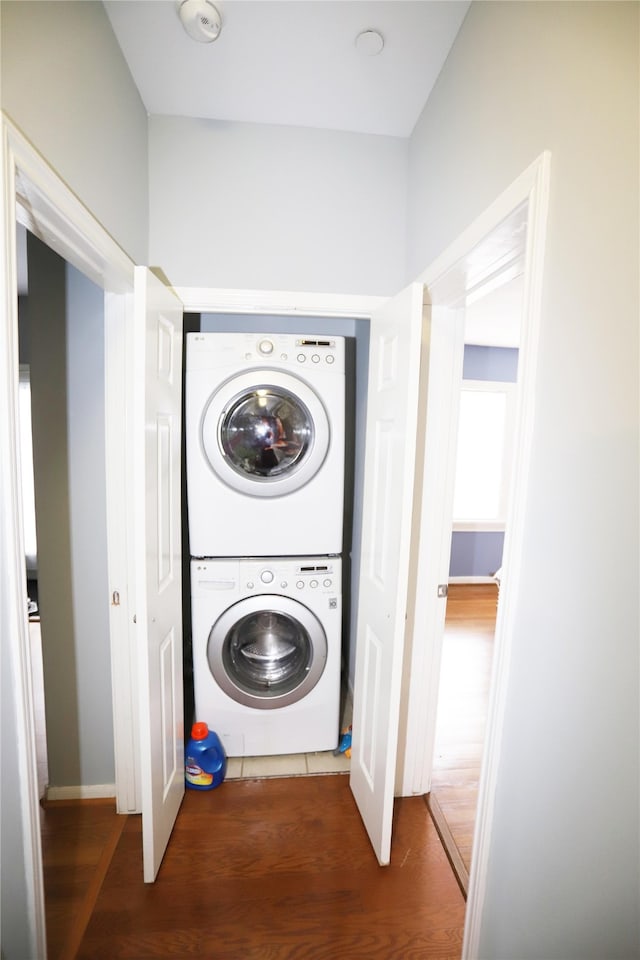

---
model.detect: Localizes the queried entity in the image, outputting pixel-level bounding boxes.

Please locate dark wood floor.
[43,775,465,959]
[40,798,127,960]
[428,583,497,891]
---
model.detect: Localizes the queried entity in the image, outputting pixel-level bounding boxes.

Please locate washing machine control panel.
[236,560,339,596]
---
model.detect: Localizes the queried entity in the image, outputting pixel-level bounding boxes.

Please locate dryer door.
[200,371,330,497]
[207,595,328,709]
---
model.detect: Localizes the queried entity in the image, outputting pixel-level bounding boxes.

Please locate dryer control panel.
[187,332,345,375]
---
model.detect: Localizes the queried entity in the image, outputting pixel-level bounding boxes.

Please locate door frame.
[399,152,551,954]
[1,112,138,953]
[3,121,141,812]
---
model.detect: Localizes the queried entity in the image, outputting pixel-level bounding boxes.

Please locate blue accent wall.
[450,530,505,578]
[463,343,519,382]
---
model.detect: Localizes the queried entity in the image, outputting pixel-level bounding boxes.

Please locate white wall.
[149,116,407,295]
[0,0,148,264]
[407,3,639,957]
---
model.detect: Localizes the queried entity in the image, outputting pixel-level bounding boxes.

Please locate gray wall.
[26,234,114,790]
[0,0,148,264]
[66,255,114,785]
[149,115,407,296]
[408,3,639,956]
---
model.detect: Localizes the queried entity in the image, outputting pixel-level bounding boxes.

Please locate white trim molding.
[1,110,48,960]
[176,285,385,318]
[46,784,117,802]
[395,150,550,958]
[462,152,551,958]
[1,110,139,955]
[7,118,134,294]
[104,290,141,814]
[448,576,499,585]
[453,522,507,533]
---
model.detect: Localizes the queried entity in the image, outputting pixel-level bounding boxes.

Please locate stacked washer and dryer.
[186,332,345,757]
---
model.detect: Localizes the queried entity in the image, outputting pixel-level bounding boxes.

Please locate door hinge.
[437,584,448,598]
[112,590,120,606]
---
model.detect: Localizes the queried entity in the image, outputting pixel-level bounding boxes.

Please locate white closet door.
[350,282,423,865]
[134,266,185,882]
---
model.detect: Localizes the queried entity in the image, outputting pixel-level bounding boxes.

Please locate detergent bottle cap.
[191,722,209,741]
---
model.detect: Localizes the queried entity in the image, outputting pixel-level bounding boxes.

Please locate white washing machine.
[186,332,345,557]
[191,557,342,757]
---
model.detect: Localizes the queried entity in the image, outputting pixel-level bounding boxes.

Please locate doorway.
[17,226,118,954]
[397,153,549,959]
[429,581,498,890]
[428,277,523,892]
[18,228,115,803]
[182,310,367,780]
[1,114,139,956]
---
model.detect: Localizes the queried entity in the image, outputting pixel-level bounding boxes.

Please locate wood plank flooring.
[40,798,126,960]
[428,583,497,893]
[42,775,465,959]
[41,591,494,958]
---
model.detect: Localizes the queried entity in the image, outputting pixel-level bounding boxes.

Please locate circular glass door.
[220,388,312,480]
[200,370,330,497]
[207,595,327,709]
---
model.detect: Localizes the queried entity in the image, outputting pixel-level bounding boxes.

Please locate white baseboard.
[45,783,116,801]
[448,576,498,585]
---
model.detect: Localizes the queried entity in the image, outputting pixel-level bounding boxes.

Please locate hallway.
[43,775,465,959]
[429,583,497,892]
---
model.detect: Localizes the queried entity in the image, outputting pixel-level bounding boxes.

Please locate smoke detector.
[355,30,384,56]
[179,0,222,43]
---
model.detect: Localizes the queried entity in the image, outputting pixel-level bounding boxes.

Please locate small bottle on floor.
[185,722,227,790]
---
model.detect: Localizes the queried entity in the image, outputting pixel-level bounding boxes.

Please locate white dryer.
[186,332,345,557]
[191,557,341,757]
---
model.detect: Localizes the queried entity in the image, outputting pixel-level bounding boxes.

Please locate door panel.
[396,305,466,797]
[350,283,423,865]
[134,267,184,883]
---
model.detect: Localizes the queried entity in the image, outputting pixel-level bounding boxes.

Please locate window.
[452,379,516,531]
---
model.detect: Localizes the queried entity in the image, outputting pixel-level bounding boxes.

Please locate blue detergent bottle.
[185,722,227,790]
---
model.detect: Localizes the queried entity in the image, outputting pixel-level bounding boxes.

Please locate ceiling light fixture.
[178,0,222,43]
[355,30,384,57]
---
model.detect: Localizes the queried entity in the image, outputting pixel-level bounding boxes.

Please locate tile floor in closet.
[224,690,353,781]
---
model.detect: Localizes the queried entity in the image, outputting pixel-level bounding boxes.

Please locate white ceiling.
[103,0,470,138]
[464,277,523,349]
[21,1,522,347]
